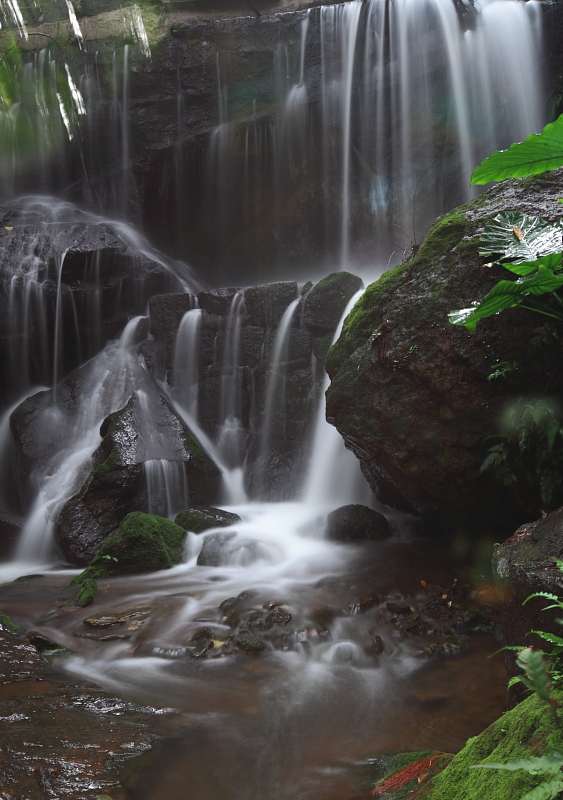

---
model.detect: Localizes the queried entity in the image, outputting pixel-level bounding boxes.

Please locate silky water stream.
[0,292,506,799]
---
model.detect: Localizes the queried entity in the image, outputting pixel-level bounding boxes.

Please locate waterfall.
[173,308,203,420]
[205,0,543,273]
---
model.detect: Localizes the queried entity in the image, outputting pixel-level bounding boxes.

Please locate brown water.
[0,534,506,800]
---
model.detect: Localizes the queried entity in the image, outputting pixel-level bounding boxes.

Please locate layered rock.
[326,169,563,539]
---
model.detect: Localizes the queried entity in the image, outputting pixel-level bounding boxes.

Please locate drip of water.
[257,297,300,484]
[303,289,371,506]
[218,292,245,467]
[144,459,189,519]
[173,308,202,420]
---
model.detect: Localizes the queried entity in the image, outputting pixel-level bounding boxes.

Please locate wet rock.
[148,293,197,338]
[0,513,21,561]
[493,507,563,705]
[187,640,214,659]
[243,281,298,327]
[266,604,292,625]
[190,627,214,642]
[197,531,237,567]
[326,170,563,538]
[386,600,412,615]
[83,606,153,629]
[235,632,267,654]
[0,198,183,404]
[303,272,364,331]
[326,505,391,542]
[175,506,241,534]
[427,634,471,656]
[25,632,66,653]
[365,635,385,656]
[0,623,179,797]
[197,287,241,315]
[55,389,220,565]
[395,613,432,635]
[69,512,187,586]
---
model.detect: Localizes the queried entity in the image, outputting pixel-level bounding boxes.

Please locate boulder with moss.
[56,389,221,566]
[303,271,364,331]
[407,689,563,800]
[326,170,563,540]
[175,507,241,533]
[70,512,187,588]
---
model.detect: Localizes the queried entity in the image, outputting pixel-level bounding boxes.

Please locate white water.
[172,308,202,420]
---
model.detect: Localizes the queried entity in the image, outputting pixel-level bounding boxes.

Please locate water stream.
[0,0,544,794]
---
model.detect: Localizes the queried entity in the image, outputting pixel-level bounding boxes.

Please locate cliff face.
[326,170,563,540]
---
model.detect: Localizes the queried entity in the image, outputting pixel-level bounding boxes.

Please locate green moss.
[415,690,563,800]
[0,611,18,633]
[76,578,98,607]
[93,447,121,479]
[69,512,187,584]
[326,211,469,376]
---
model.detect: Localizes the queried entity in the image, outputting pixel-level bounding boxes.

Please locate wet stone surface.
[0,626,182,800]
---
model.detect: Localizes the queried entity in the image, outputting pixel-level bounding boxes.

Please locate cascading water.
[0,0,546,795]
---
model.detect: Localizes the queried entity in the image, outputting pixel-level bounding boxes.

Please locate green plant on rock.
[473,747,563,800]
[450,115,563,332]
[480,399,563,508]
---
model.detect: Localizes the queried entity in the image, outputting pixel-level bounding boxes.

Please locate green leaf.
[517,648,553,705]
[523,592,561,606]
[520,779,563,800]
[479,212,563,265]
[471,115,563,185]
[472,748,563,774]
[503,254,563,277]
[530,631,563,647]
[449,268,563,332]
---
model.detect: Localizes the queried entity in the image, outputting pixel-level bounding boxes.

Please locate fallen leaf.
[512,226,524,241]
[4,226,12,230]
[441,593,448,599]
[420,580,427,586]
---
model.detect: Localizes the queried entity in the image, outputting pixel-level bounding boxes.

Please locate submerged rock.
[326,505,390,542]
[302,271,364,331]
[175,506,241,533]
[196,531,238,567]
[326,169,563,539]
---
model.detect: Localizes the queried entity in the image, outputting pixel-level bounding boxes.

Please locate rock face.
[56,392,221,565]
[326,504,390,542]
[148,276,362,499]
[493,507,563,706]
[326,169,563,539]
[0,198,185,405]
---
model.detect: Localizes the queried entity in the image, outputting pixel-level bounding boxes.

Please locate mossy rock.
[325,169,563,539]
[0,611,18,633]
[411,689,563,800]
[174,506,241,534]
[303,271,364,331]
[69,512,187,585]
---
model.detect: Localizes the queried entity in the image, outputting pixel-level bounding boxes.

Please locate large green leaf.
[471,115,563,185]
[520,779,563,800]
[479,212,563,265]
[472,748,563,774]
[449,267,563,332]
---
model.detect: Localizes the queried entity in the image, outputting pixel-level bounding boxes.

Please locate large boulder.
[70,512,187,584]
[326,169,563,539]
[56,391,221,565]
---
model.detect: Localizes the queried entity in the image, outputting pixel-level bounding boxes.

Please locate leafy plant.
[487,361,518,382]
[471,115,563,185]
[449,212,563,332]
[480,399,563,508]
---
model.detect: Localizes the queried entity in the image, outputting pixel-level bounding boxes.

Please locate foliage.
[448,212,563,332]
[470,115,563,185]
[487,361,517,382]
[480,399,563,508]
